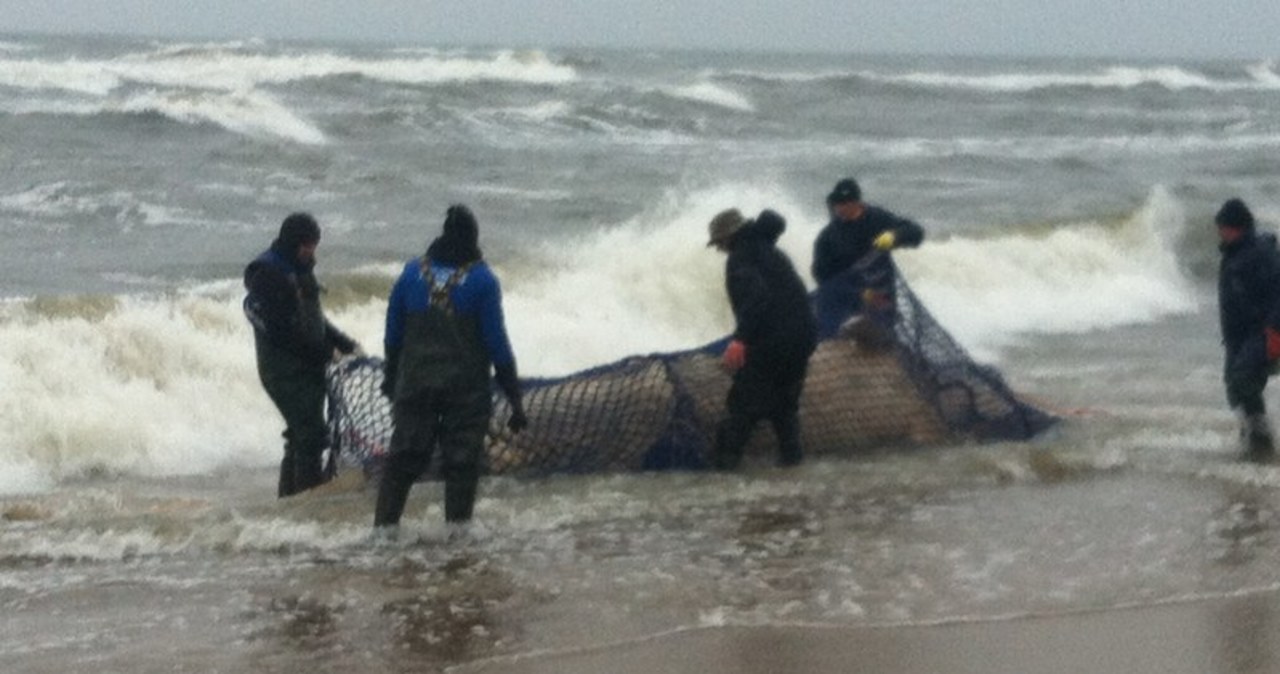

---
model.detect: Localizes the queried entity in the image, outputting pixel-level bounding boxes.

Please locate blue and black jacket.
[383,256,518,401]
[244,244,355,368]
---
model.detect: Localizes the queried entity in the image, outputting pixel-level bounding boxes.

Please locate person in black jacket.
[1217,198,1280,460]
[707,208,818,469]
[244,212,360,497]
[812,178,925,338]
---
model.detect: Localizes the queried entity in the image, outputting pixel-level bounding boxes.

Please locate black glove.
[495,361,528,433]
[507,404,529,433]
[380,347,400,400]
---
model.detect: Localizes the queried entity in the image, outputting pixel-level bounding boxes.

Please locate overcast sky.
[5,0,1279,60]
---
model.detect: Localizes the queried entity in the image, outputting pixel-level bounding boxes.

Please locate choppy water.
[3,34,1280,672]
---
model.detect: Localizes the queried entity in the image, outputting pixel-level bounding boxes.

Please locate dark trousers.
[714,355,809,470]
[1226,336,1271,417]
[261,368,329,498]
[374,386,492,527]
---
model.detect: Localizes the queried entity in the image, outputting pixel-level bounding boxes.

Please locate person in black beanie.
[374,204,528,541]
[244,212,360,497]
[1216,197,1280,460]
[812,178,925,339]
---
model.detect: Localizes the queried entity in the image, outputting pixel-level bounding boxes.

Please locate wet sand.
[459,592,1280,674]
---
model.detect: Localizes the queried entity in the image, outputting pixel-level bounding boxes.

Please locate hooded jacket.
[1219,230,1280,353]
[244,240,355,368]
[725,211,818,365]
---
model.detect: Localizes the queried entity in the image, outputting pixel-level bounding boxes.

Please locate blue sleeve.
[384,261,414,350]
[474,266,516,367]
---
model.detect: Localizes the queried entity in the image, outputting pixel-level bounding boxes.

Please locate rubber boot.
[772,414,803,468]
[374,471,415,527]
[1245,413,1275,461]
[713,416,752,471]
[444,477,478,524]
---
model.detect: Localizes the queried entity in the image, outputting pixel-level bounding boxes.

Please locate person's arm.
[475,269,527,431]
[811,228,838,283]
[380,264,410,398]
[727,259,770,346]
[890,213,925,248]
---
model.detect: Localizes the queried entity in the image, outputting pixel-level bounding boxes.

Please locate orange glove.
[723,339,746,371]
[1267,327,1280,362]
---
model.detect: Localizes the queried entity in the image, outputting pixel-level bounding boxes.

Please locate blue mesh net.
[326,265,1056,478]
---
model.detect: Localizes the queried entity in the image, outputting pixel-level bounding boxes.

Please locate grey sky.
[4,0,1278,60]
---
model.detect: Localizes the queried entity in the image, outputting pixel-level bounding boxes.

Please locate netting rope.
[326,265,1056,478]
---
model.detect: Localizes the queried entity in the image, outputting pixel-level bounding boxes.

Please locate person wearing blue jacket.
[1217,198,1280,460]
[374,205,528,537]
[244,212,359,497]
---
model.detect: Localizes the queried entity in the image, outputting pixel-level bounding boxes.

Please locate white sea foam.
[0,47,577,96]
[661,81,755,112]
[901,185,1198,357]
[728,63,1280,93]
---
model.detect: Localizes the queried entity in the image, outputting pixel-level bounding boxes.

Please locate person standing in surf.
[374,204,528,540]
[811,178,925,340]
[1216,198,1280,460]
[707,208,818,470]
[244,212,361,497]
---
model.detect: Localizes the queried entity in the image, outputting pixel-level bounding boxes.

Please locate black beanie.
[277,212,321,251]
[1215,198,1254,231]
[427,204,482,266]
[827,178,861,205]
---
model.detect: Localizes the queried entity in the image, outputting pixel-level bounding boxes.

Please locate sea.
[3,33,1280,672]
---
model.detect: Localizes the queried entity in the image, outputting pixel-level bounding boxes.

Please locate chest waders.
[375,261,493,527]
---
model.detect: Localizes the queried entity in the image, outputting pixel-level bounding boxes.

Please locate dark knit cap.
[277,212,321,251]
[827,178,861,205]
[427,204,482,266]
[1215,198,1255,230]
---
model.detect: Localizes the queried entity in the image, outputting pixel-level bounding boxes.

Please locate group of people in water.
[243,176,1276,539]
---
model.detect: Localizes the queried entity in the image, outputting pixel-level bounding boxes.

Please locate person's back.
[726,211,817,364]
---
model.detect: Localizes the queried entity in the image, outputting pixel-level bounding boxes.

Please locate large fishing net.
[326,264,1056,478]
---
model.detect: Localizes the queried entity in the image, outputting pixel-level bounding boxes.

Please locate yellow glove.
[873,230,896,251]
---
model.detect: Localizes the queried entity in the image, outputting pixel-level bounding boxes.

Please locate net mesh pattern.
[326,268,1056,477]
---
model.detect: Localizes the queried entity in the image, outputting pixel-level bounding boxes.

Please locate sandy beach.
[459,592,1280,674]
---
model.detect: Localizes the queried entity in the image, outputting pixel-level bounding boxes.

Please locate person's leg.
[438,386,492,524]
[1226,340,1273,457]
[714,364,770,470]
[374,392,440,527]
[288,368,330,493]
[261,372,327,497]
[769,362,808,467]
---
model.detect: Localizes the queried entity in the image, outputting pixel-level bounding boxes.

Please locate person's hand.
[861,288,892,311]
[1266,327,1280,361]
[508,405,529,433]
[723,339,746,371]
[873,230,896,251]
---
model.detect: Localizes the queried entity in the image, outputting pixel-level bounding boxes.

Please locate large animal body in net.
[325,268,1056,477]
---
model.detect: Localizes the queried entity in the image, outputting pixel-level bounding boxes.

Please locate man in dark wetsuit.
[707,208,818,469]
[1217,198,1280,460]
[374,205,528,539]
[812,178,925,339]
[244,212,360,497]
